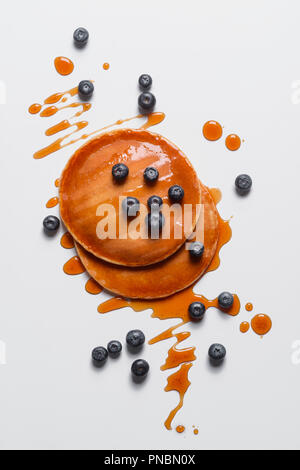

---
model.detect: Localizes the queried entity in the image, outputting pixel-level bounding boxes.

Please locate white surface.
[0,0,300,450]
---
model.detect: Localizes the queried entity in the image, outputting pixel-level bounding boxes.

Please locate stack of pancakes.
[60,129,220,299]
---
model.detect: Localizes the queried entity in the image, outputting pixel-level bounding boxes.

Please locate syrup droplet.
[60,232,75,249]
[225,134,241,151]
[240,321,250,333]
[85,278,103,295]
[176,425,185,434]
[203,120,223,141]
[63,256,85,275]
[55,178,60,188]
[251,314,272,336]
[194,428,199,435]
[54,57,74,76]
[103,63,110,70]
[245,302,253,312]
[46,196,59,208]
[28,103,42,115]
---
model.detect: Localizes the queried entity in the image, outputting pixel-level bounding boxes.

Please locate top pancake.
[75,184,220,299]
[59,129,201,267]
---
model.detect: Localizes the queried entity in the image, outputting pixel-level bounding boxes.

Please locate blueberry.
[131,359,149,378]
[138,92,156,113]
[126,330,145,348]
[73,27,89,46]
[43,215,60,232]
[188,302,206,321]
[146,212,165,237]
[107,340,122,357]
[235,174,252,195]
[144,167,159,184]
[78,80,94,99]
[189,242,204,259]
[168,185,184,203]
[138,74,153,91]
[147,195,163,210]
[92,346,108,364]
[208,344,226,362]
[122,197,140,217]
[218,292,234,309]
[112,163,129,181]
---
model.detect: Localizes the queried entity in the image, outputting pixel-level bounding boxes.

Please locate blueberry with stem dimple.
[78,80,94,99]
[235,174,252,195]
[188,302,206,321]
[218,292,234,309]
[139,74,152,91]
[208,344,226,362]
[122,197,140,217]
[131,359,149,378]
[43,215,60,233]
[92,346,108,365]
[107,340,122,357]
[189,241,204,259]
[112,163,129,182]
[126,330,145,348]
[73,27,89,46]
[144,167,159,184]
[168,185,184,203]
[147,195,163,210]
[138,92,156,113]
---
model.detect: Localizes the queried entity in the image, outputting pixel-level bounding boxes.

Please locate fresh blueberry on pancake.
[138,92,156,113]
[218,292,234,309]
[208,344,226,362]
[188,302,206,321]
[73,27,89,46]
[189,241,204,259]
[122,197,140,217]
[43,215,60,233]
[168,185,184,203]
[235,174,252,195]
[107,340,122,357]
[144,167,159,183]
[146,212,165,237]
[138,74,152,90]
[147,195,163,210]
[131,359,149,378]
[92,346,108,365]
[78,80,94,99]
[112,163,129,181]
[126,330,145,348]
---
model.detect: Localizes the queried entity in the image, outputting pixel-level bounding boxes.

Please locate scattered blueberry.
[112,163,129,181]
[43,215,60,233]
[146,212,165,236]
[147,195,163,210]
[218,292,234,310]
[189,241,205,259]
[235,174,252,195]
[78,80,94,99]
[144,167,159,184]
[126,330,145,348]
[168,185,184,203]
[208,344,226,362]
[122,197,140,217]
[139,74,153,91]
[138,92,156,113]
[107,340,122,357]
[92,346,108,365]
[131,359,149,378]
[73,27,89,46]
[188,302,206,321]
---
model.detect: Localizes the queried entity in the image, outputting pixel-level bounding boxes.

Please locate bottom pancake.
[75,185,220,299]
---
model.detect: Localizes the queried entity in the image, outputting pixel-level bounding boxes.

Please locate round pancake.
[59,129,201,267]
[75,185,219,299]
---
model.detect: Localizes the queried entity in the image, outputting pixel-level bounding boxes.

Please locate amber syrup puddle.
[54,57,74,76]
[240,321,250,333]
[225,134,241,151]
[60,232,75,249]
[203,121,223,141]
[46,197,59,208]
[103,63,110,70]
[251,314,272,336]
[85,278,103,295]
[63,256,85,275]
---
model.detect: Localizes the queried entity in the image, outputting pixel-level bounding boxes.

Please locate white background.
[0,0,300,450]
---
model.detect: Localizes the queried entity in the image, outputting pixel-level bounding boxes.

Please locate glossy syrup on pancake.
[74,185,221,298]
[60,129,201,267]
